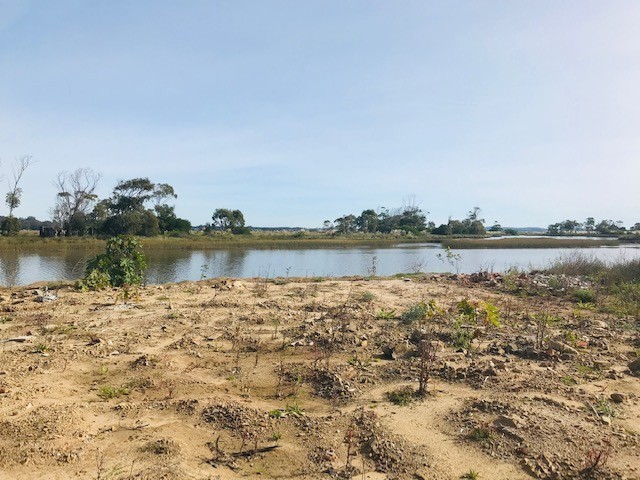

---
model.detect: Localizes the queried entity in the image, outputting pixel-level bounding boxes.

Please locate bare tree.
[52,168,101,235]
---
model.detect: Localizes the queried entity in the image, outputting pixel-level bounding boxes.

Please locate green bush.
[572,289,596,304]
[401,302,428,324]
[78,235,147,290]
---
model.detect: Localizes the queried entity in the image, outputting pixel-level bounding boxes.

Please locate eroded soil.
[0,274,638,479]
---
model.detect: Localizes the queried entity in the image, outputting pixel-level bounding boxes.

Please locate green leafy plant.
[78,235,147,290]
[457,298,477,318]
[376,308,396,320]
[483,302,500,327]
[98,385,130,399]
[451,315,474,351]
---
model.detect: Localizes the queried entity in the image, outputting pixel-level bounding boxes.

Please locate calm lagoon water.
[1,243,639,286]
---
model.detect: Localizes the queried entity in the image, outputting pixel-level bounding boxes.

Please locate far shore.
[0,230,631,252]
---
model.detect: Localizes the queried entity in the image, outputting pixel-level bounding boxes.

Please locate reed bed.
[0,232,430,252]
[442,237,619,249]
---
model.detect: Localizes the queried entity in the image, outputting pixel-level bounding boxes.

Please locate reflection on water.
[1,244,639,286]
[0,253,20,287]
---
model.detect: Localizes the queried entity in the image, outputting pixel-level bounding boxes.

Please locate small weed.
[462,470,480,480]
[285,402,304,416]
[358,291,375,303]
[376,308,396,320]
[561,375,578,386]
[33,343,50,353]
[312,277,324,283]
[451,316,473,351]
[270,431,282,442]
[386,386,415,406]
[98,385,130,400]
[468,427,492,442]
[0,316,12,324]
[563,330,578,346]
[576,301,596,311]
[581,440,611,475]
[577,364,597,375]
[595,398,617,418]
[269,409,284,419]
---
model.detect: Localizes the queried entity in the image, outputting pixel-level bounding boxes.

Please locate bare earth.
[0,274,638,479]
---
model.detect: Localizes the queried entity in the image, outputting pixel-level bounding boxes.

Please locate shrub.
[78,235,147,290]
[468,427,492,442]
[401,302,428,324]
[572,289,596,304]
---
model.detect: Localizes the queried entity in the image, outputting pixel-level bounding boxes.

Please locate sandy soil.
[0,274,638,479]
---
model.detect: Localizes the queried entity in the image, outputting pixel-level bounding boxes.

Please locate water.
[1,243,639,286]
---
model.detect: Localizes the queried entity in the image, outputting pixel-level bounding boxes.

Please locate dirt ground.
[0,274,638,479]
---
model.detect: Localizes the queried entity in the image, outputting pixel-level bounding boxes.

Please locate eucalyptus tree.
[212,208,246,233]
[52,168,101,235]
[100,178,180,236]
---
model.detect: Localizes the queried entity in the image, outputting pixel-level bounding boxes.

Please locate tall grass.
[545,252,640,285]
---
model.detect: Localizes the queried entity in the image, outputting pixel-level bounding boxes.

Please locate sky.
[1,1,639,228]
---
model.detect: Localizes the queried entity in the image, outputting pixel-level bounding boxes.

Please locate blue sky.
[1,1,639,228]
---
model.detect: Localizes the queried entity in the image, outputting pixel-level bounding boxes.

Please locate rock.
[548,340,579,356]
[628,357,640,373]
[494,415,525,429]
[601,415,611,425]
[610,393,625,404]
[593,360,610,370]
[382,342,413,360]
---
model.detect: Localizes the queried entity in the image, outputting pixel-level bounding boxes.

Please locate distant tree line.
[325,206,489,236]
[547,217,640,235]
